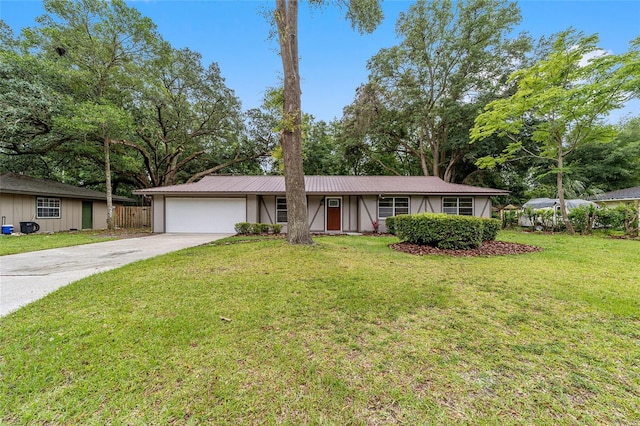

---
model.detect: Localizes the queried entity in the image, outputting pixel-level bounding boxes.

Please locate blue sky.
[1,0,639,122]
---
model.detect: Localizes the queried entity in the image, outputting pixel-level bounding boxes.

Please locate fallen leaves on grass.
[390,240,543,257]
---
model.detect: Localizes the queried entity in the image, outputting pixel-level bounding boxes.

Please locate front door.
[82,201,93,229]
[326,198,341,231]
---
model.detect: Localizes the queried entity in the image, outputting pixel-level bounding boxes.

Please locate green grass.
[1,232,639,424]
[0,229,149,256]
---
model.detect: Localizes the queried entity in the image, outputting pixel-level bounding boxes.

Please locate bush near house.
[481,218,502,241]
[384,216,398,235]
[234,222,282,235]
[394,213,499,250]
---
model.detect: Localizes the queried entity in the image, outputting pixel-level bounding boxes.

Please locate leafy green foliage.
[235,222,281,235]
[343,0,530,181]
[471,29,640,233]
[567,205,598,234]
[384,216,397,235]
[570,204,639,237]
[234,222,252,235]
[481,218,502,241]
[270,223,283,234]
[501,209,521,229]
[567,117,640,192]
[394,213,484,249]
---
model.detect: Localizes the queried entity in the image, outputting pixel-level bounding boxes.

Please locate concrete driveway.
[0,233,231,317]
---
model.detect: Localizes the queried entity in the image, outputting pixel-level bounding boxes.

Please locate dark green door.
[82,201,93,229]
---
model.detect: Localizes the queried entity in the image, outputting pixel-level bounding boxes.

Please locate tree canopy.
[471,30,640,233]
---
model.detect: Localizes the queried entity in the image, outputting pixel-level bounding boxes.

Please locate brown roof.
[134,175,509,196]
[0,172,134,202]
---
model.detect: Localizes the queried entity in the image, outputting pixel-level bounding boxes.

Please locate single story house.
[0,172,133,233]
[133,175,508,234]
[588,186,640,208]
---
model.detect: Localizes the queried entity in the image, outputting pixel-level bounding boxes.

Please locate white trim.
[377,196,410,219]
[36,197,61,219]
[442,196,474,216]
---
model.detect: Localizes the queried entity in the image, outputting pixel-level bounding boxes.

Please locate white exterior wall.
[343,196,359,232]
[308,196,325,232]
[258,195,277,225]
[152,195,165,233]
[474,196,492,218]
[358,195,378,233]
[246,195,259,223]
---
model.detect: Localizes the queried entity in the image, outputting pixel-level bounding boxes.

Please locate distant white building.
[519,198,599,228]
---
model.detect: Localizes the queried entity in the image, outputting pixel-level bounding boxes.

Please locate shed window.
[378,197,409,218]
[276,197,287,223]
[443,197,473,216]
[37,197,61,218]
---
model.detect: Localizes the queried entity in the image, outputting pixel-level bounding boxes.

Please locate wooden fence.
[114,206,151,229]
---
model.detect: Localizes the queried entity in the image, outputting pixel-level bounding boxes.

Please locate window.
[276,197,287,223]
[442,197,473,216]
[378,197,409,218]
[37,197,61,218]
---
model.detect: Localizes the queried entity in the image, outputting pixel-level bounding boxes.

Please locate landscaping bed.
[390,239,543,257]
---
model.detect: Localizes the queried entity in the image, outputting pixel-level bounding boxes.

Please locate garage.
[165,197,246,233]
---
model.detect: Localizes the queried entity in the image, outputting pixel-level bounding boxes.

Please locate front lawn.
[0,228,150,256]
[1,232,638,424]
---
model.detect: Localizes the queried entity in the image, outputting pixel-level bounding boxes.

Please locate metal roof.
[589,186,640,202]
[522,198,599,210]
[0,173,134,202]
[134,175,509,196]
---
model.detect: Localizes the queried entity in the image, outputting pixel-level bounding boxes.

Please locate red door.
[326,198,341,231]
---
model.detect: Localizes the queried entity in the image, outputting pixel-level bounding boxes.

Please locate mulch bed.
[390,240,543,257]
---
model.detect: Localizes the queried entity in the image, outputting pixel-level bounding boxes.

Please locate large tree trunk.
[557,149,574,234]
[275,0,312,244]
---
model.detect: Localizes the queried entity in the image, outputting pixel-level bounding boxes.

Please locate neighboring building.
[133,175,509,234]
[518,198,599,227]
[0,173,133,233]
[588,186,640,208]
[589,186,640,233]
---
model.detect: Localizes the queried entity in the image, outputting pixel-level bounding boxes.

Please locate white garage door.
[165,198,246,233]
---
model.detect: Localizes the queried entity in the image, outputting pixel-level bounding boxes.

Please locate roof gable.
[134,175,509,196]
[0,173,133,202]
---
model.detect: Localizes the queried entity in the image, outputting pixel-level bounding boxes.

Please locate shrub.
[234,222,252,235]
[596,206,625,230]
[250,223,271,234]
[236,222,278,235]
[395,213,483,250]
[502,210,520,229]
[481,218,501,241]
[538,209,556,232]
[270,223,283,234]
[569,205,597,234]
[385,216,397,235]
[596,204,638,237]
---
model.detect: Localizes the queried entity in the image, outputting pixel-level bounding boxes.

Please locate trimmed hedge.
[384,216,398,235]
[234,222,282,235]
[394,213,500,250]
[481,218,501,241]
